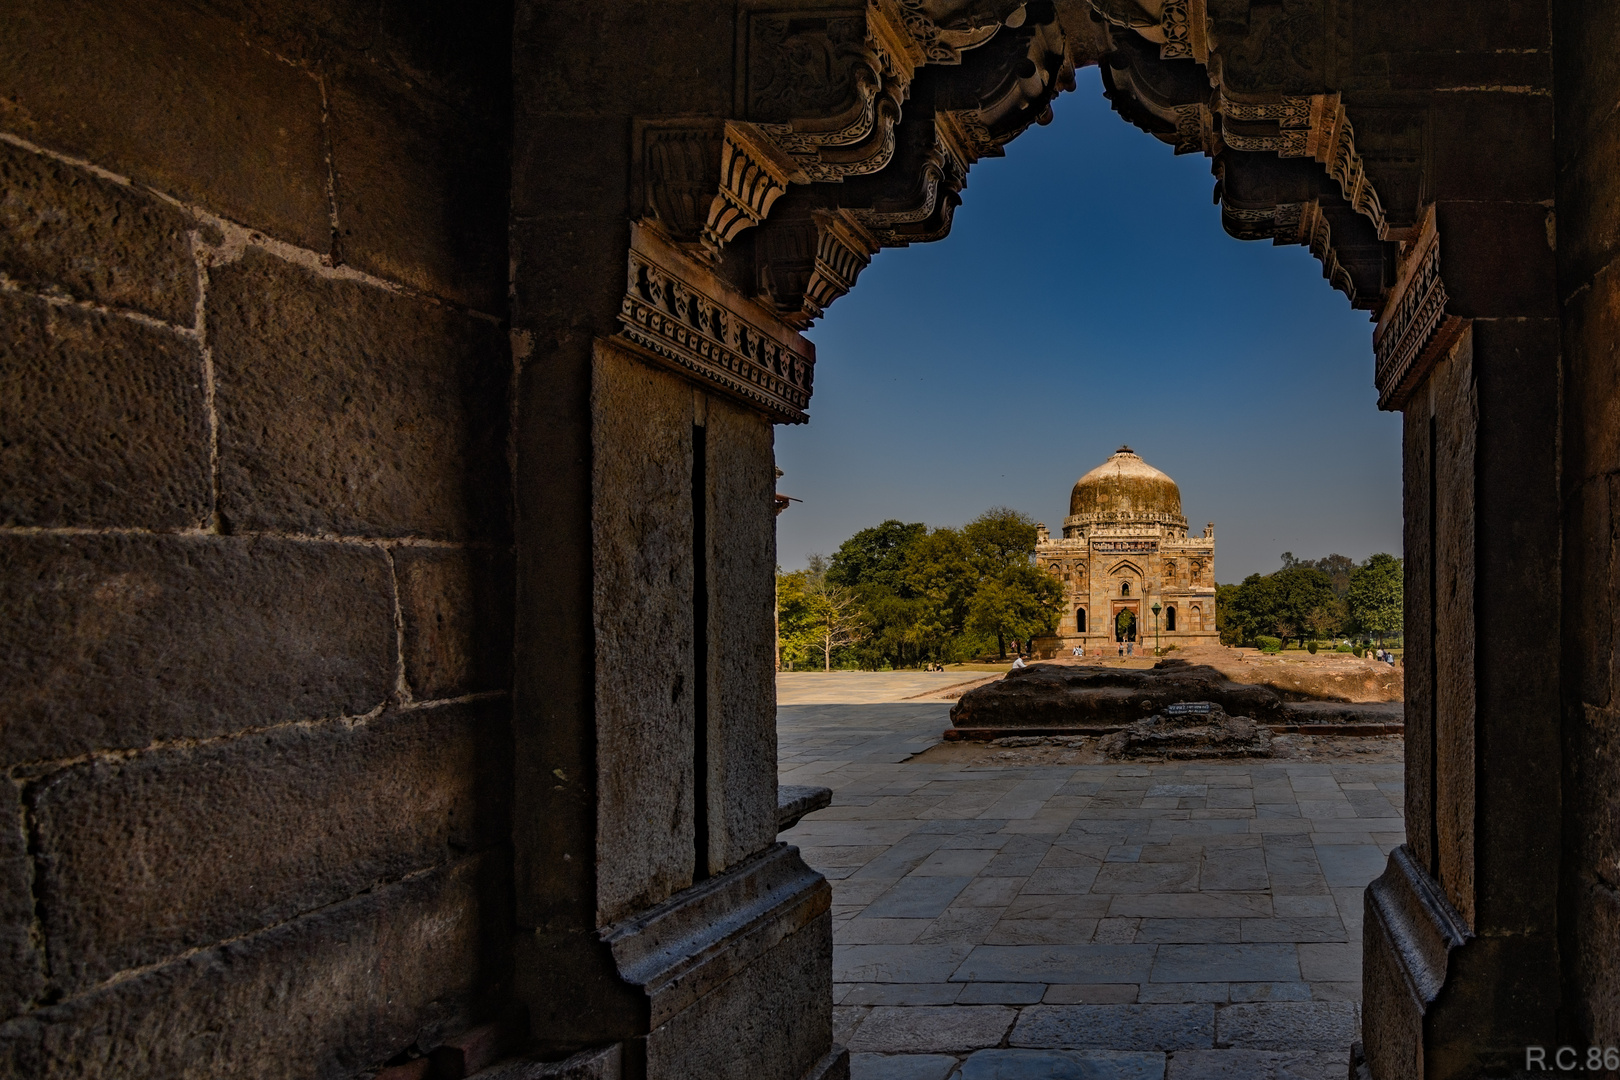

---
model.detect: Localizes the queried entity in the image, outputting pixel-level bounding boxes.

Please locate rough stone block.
[396,546,515,701]
[1556,110,1620,289]
[0,0,330,251]
[0,532,395,765]
[1010,1003,1214,1051]
[209,249,510,541]
[846,1005,1016,1054]
[1564,266,1620,484]
[329,63,508,312]
[848,1053,956,1080]
[644,910,832,1080]
[0,854,510,1080]
[1163,1048,1349,1079]
[1213,1002,1359,1051]
[512,2,732,125]
[29,699,511,991]
[959,1049,1166,1079]
[371,2,513,117]
[185,0,380,65]
[591,343,694,922]
[0,140,198,323]
[1436,201,1557,318]
[0,292,211,530]
[705,394,780,873]
[0,775,44,1017]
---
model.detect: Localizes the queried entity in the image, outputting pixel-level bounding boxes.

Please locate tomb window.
[1076,608,1087,632]
[1120,581,1131,596]
[1165,605,1177,631]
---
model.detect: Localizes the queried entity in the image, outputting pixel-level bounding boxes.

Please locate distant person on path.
[1011,656,1026,670]
[1072,644,1084,657]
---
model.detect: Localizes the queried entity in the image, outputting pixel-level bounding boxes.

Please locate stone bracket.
[703,121,807,251]
[617,221,815,423]
[777,785,833,832]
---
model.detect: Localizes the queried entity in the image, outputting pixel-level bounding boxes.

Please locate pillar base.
[522,844,833,1080]
[1362,846,1558,1079]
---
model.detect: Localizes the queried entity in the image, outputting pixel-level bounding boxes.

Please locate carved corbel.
[1219,91,1386,236]
[1373,211,1466,410]
[804,209,880,321]
[636,120,808,258]
[703,122,807,251]
[755,202,879,328]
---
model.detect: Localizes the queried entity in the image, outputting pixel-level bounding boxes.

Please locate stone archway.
[510,3,1582,1075]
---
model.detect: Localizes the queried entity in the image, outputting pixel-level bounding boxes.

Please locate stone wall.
[0,2,518,1075]
[1555,0,1620,1047]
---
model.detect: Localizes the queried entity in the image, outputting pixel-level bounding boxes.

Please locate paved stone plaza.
[778,675,1404,1080]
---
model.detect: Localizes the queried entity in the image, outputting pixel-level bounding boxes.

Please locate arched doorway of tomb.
[1165,605,1177,632]
[1076,607,1087,633]
[1114,607,1138,642]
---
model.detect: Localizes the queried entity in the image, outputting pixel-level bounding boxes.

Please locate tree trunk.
[997,631,1005,659]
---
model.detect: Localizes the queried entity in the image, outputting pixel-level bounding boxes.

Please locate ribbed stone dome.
[1069,446,1184,521]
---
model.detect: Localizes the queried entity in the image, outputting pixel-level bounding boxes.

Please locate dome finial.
[1117,444,1134,455]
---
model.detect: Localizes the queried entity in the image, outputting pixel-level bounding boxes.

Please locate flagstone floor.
[776,675,1405,1080]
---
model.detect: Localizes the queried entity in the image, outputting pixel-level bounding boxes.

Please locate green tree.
[1215,582,1244,645]
[776,556,864,670]
[963,506,1038,578]
[775,565,816,670]
[1348,552,1403,645]
[1218,566,1335,648]
[900,527,979,661]
[827,520,926,590]
[967,563,1063,658]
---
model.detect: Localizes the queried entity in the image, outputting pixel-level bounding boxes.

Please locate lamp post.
[1151,601,1162,656]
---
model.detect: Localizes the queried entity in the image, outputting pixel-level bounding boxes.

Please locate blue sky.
[775,67,1403,585]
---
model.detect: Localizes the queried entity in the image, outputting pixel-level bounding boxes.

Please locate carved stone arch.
[1107,558,1144,578]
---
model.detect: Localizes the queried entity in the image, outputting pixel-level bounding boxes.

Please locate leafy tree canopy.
[1348,552,1403,642]
[963,506,1038,579]
[826,520,926,592]
[780,507,1061,668]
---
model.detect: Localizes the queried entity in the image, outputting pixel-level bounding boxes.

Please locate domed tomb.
[1066,446,1187,537]
[1031,446,1217,656]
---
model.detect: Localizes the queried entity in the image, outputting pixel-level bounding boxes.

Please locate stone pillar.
[1554,0,1620,1051]
[1361,104,1564,1075]
[508,4,839,1076]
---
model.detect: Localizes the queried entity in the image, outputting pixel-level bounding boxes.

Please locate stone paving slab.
[958,1049,1167,1079]
[779,683,1404,1078]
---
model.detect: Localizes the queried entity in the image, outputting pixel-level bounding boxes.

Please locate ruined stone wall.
[1555,0,1620,1047]
[0,2,518,1075]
